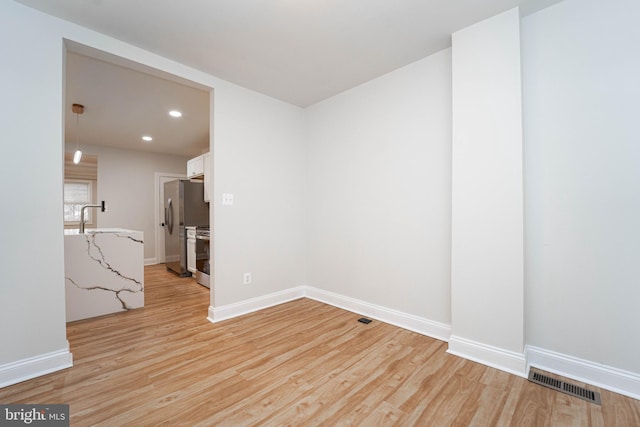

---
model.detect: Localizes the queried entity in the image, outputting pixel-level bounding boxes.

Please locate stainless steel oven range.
[195,226,210,288]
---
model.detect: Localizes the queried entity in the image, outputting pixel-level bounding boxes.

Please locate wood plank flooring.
[1,264,639,426]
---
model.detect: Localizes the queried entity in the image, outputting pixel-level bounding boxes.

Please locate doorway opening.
[62,39,214,324]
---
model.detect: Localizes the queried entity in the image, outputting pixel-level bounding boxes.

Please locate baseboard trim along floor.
[208,285,451,343]
[208,287,305,323]
[447,335,527,378]
[526,345,640,401]
[0,344,73,388]
[208,286,640,401]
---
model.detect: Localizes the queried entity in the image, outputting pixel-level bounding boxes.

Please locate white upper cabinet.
[187,152,211,203]
[187,155,204,178]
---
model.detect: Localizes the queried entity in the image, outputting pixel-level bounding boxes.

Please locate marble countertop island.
[64,228,144,322]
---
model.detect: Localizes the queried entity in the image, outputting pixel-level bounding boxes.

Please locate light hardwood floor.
[1,264,639,426]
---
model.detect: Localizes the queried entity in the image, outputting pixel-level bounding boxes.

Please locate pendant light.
[72,103,84,164]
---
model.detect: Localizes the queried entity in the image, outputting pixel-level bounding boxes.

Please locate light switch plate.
[222,193,234,205]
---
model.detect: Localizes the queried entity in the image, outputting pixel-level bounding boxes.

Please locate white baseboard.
[205,286,640,400]
[206,285,450,342]
[526,345,640,400]
[144,257,158,266]
[304,286,451,342]
[0,344,73,389]
[207,286,305,323]
[448,335,527,377]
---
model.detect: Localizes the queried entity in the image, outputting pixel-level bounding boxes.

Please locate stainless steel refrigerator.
[164,179,209,277]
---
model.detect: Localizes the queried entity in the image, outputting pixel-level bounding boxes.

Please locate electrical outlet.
[222,193,234,205]
[243,272,252,285]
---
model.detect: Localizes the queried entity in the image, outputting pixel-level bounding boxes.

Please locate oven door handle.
[196,235,210,241]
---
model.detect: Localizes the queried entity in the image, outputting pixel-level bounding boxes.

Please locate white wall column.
[449,8,525,376]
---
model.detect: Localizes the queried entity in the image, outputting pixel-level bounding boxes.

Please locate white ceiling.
[19,0,559,158]
[18,0,555,108]
[66,52,210,158]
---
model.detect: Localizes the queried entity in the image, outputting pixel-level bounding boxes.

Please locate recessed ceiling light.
[169,110,182,118]
[142,135,153,142]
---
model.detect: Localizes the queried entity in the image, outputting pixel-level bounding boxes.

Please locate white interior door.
[155,172,186,264]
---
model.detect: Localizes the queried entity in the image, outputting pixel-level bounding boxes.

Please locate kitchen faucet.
[80,201,106,233]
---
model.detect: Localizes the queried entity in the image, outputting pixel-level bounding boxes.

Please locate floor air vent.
[528,370,601,405]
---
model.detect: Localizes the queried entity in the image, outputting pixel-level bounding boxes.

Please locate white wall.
[0,2,69,368]
[450,8,525,374]
[522,0,640,374]
[65,144,188,261]
[212,79,307,307]
[306,49,452,324]
[0,1,306,384]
